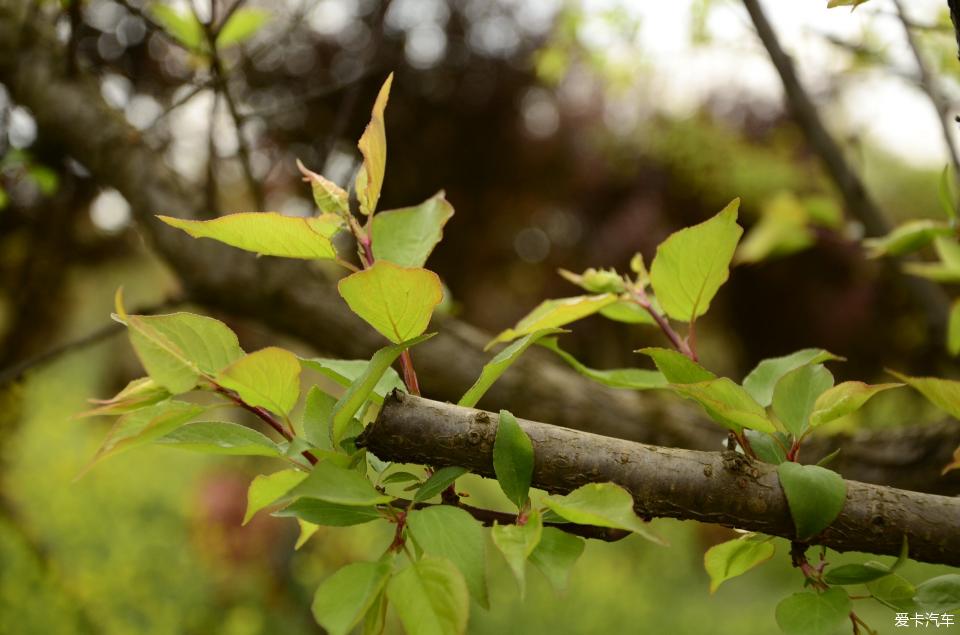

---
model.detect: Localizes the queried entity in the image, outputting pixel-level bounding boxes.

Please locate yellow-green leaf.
[810,381,902,428]
[491,509,543,597]
[313,561,392,635]
[356,74,393,215]
[297,159,349,217]
[888,370,960,419]
[949,299,960,356]
[215,8,271,48]
[155,421,282,457]
[216,347,301,416]
[704,534,775,593]
[459,328,565,408]
[649,199,742,322]
[543,482,664,544]
[149,4,204,52]
[542,338,666,390]
[244,469,307,525]
[157,212,343,260]
[863,220,952,258]
[487,295,617,349]
[387,556,469,635]
[337,261,443,344]
[670,378,776,434]
[371,192,454,267]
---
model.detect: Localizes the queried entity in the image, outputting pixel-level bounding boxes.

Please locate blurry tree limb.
[0,0,958,496]
[361,393,960,567]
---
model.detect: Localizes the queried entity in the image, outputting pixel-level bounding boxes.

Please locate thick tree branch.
[360,393,960,567]
[0,0,958,495]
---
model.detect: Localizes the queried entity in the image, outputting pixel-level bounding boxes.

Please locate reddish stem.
[629,289,697,361]
[215,385,317,465]
[400,349,421,396]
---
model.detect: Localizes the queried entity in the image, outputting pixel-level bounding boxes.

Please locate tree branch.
[360,392,960,567]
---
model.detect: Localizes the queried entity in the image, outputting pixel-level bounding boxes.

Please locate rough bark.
[362,393,960,567]
[0,0,958,495]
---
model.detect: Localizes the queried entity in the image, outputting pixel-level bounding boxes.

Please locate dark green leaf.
[285,461,392,506]
[771,364,834,437]
[823,562,890,585]
[276,499,381,527]
[541,338,666,390]
[493,410,534,510]
[777,462,846,540]
[414,466,468,503]
[155,421,282,457]
[302,386,336,450]
[406,506,489,608]
[742,349,840,407]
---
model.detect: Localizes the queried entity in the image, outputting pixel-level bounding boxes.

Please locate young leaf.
[459,328,565,407]
[863,220,953,258]
[275,499,381,527]
[118,309,244,394]
[386,556,469,635]
[149,4,204,52]
[742,349,841,407]
[491,509,543,597]
[355,74,393,216]
[775,588,851,635]
[312,561,392,635]
[648,198,742,322]
[868,573,918,612]
[529,527,585,592]
[914,574,960,613]
[244,469,307,525]
[215,8,271,48]
[487,295,617,349]
[300,358,405,405]
[557,267,626,294]
[771,364,834,437]
[80,377,170,417]
[371,192,454,267]
[776,462,846,540]
[330,334,433,444]
[809,381,901,428]
[87,400,205,469]
[216,347,301,416]
[597,301,656,325]
[745,430,788,465]
[637,347,716,384]
[297,159,349,217]
[493,410,534,510]
[155,421,282,457]
[285,461,392,506]
[296,519,320,549]
[823,562,891,585]
[703,534,775,593]
[543,482,664,544]
[337,261,443,344]
[540,338,666,390]
[157,212,343,260]
[949,299,960,356]
[670,378,776,434]
[414,466,468,502]
[888,370,960,418]
[406,506,489,608]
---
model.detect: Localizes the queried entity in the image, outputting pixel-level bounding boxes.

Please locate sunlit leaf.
[149,4,204,52]
[742,349,841,407]
[459,328,564,407]
[863,220,952,258]
[491,509,543,597]
[356,74,393,216]
[771,364,834,437]
[86,400,204,470]
[285,461,392,506]
[649,198,742,322]
[407,506,489,608]
[81,377,170,417]
[488,295,617,349]
[888,370,960,419]
[300,358,405,405]
[216,8,270,48]
[297,159,349,217]
[736,193,813,264]
[312,561,392,635]
[387,556,469,635]
[217,347,301,416]
[637,347,715,384]
[371,192,454,267]
[558,267,626,294]
[670,378,776,434]
[597,300,656,325]
[155,421,282,456]
[809,381,901,428]
[244,469,307,525]
[543,482,663,544]
[704,534,775,593]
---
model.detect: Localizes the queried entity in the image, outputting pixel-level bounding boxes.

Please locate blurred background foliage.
[1,0,959,633]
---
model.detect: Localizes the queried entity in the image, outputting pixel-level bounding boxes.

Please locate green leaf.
[939,165,957,221]
[300,358,404,405]
[244,469,307,525]
[915,574,960,613]
[491,509,543,597]
[742,349,841,407]
[406,506,489,608]
[380,471,420,486]
[529,527,585,592]
[888,370,960,418]
[371,192,454,267]
[295,519,319,549]
[216,347,301,416]
[487,295,617,349]
[86,400,204,470]
[543,482,664,544]
[649,198,742,322]
[302,386,335,450]
[386,556,469,635]
[704,534,775,593]
[809,381,901,428]
[155,421,282,456]
[597,300,656,325]
[117,307,244,394]
[949,299,960,356]
[330,335,433,444]
[637,347,715,384]
[771,364,834,437]
[540,338,666,390]
[80,377,171,417]
[493,410,534,510]
[823,562,891,585]
[275,499,381,527]
[670,378,776,434]
[355,74,393,216]
[338,261,443,344]
[776,462,846,540]
[312,561,392,635]
[558,267,627,294]
[149,4,204,52]
[414,466,468,503]
[157,212,343,260]
[285,460,392,506]
[736,193,814,264]
[775,588,851,635]
[297,160,349,217]
[745,430,789,464]
[863,220,953,258]
[868,573,917,611]
[459,328,564,407]
[215,7,271,48]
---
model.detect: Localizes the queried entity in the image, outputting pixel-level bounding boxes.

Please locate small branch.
[214,384,318,465]
[628,287,696,360]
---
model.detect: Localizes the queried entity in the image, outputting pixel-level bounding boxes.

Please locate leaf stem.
[214,384,318,465]
[627,287,697,361]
